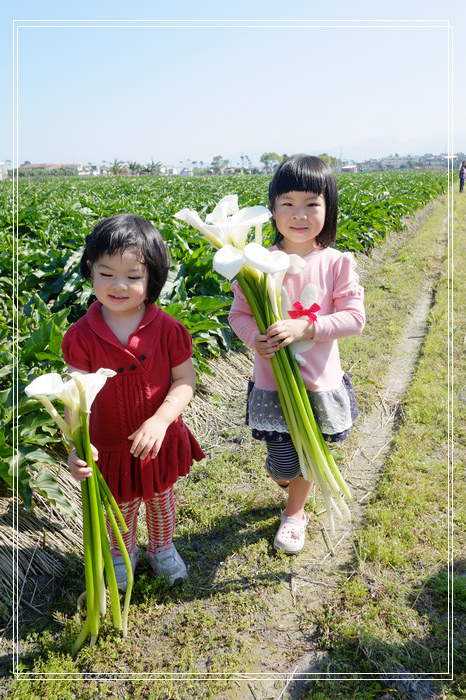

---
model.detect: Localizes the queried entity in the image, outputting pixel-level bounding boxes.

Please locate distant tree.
[141,159,162,175]
[260,152,282,173]
[127,161,143,176]
[105,158,126,176]
[317,153,338,168]
[211,155,229,174]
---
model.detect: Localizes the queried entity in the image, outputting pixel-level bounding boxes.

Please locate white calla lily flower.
[271,253,306,309]
[224,206,271,249]
[212,244,244,281]
[175,195,271,251]
[205,194,239,222]
[243,243,289,275]
[174,208,224,249]
[70,368,117,414]
[53,378,82,434]
[24,373,65,399]
[24,373,74,441]
[287,254,307,275]
[53,378,80,410]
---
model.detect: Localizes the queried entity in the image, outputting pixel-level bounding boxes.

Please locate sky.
[1,0,465,168]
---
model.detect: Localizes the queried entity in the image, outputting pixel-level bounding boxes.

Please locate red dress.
[62,301,205,503]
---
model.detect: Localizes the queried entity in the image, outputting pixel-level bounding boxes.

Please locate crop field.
[2,170,464,699]
[0,171,447,513]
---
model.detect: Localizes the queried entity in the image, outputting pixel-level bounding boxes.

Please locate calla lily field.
[2,171,447,515]
[2,171,448,628]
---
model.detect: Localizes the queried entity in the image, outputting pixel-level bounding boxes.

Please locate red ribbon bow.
[288,302,321,322]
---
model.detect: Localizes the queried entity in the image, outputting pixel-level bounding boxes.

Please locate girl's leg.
[107,496,141,554]
[106,496,141,591]
[265,440,314,553]
[145,487,187,586]
[284,476,314,520]
[145,487,176,551]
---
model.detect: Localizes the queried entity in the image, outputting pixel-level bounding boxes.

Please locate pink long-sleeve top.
[228,246,365,393]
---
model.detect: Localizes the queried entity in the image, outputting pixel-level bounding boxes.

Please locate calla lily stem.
[24,369,132,653]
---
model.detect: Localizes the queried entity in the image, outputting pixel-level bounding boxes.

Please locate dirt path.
[233,210,449,699]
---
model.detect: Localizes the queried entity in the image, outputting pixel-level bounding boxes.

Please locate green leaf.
[0,450,34,511]
[33,468,76,517]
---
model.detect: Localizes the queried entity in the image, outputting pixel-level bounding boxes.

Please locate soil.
[0,202,448,699]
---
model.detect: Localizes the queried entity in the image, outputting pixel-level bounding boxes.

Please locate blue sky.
[1,0,465,168]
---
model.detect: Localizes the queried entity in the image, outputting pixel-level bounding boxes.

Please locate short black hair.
[80,214,169,303]
[268,155,338,249]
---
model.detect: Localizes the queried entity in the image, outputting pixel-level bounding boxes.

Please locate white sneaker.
[147,544,187,586]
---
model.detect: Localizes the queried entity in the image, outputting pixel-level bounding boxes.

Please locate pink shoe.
[273,512,308,554]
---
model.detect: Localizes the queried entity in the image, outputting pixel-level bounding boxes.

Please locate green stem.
[97,492,122,630]
[96,470,128,534]
[71,616,90,656]
[81,413,105,625]
[79,479,98,638]
[72,427,98,643]
[102,492,133,637]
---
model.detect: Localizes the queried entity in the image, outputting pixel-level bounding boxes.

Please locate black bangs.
[269,158,326,202]
[268,155,329,202]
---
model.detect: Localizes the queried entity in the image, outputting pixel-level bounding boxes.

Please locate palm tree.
[127,161,142,176]
[104,158,126,176]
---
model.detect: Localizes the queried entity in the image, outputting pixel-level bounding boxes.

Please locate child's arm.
[65,366,96,482]
[128,358,196,460]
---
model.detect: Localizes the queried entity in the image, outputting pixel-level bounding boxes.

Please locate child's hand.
[128,416,169,460]
[68,446,97,482]
[266,319,315,350]
[254,332,280,359]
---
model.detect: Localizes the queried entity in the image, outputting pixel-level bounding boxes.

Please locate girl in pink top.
[229,155,365,553]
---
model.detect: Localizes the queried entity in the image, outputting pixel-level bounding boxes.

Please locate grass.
[305,191,465,697]
[4,192,465,699]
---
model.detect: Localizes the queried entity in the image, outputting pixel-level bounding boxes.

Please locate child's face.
[89,249,148,317]
[272,190,326,255]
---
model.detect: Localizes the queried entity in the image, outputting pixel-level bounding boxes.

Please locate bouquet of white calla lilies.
[174,195,352,534]
[25,368,133,653]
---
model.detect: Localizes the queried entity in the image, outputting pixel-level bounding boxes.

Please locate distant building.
[77,164,108,176]
[380,155,412,169]
[160,166,181,176]
[0,162,8,180]
[418,154,446,167]
[19,162,80,171]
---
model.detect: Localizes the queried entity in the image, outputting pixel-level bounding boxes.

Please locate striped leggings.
[265,440,303,482]
[107,486,175,556]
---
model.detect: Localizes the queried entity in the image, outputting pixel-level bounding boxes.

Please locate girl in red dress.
[63,214,205,590]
